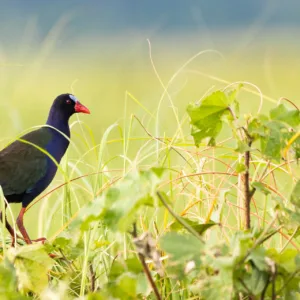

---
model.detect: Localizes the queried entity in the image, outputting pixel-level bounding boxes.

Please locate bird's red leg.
[16,207,47,244]
[16,207,32,244]
[16,208,56,258]
[0,208,22,246]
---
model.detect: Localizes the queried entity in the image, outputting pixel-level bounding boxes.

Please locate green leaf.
[110,273,137,299]
[151,167,165,178]
[260,121,283,161]
[267,249,298,273]
[187,90,235,146]
[190,273,233,300]
[136,273,150,296]
[71,195,105,231]
[248,116,267,138]
[52,231,73,248]
[291,180,300,208]
[245,267,269,296]
[189,113,223,147]
[251,182,271,195]
[231,232,253,260]
[116,273,137,297]
[102,170,162,232]
[109,260,126,281]
[86,292,107,300]
[235,163,246,173]
[160,232,204,262]
[248,247,268,271]
[170,218,217,235]
[278,249,298,273]
[270,104,300,127]
[126,257,143,274]
[235,141,251,153]
[0,263,27,299]
[8,244,54,295]
[73,169,163,233]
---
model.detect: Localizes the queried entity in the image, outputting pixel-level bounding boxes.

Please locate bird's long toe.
[31,237,47,244]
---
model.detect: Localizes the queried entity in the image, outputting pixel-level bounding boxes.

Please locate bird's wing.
[0,127,53,195]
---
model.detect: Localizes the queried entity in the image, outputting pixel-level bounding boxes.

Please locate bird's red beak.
[75,102,90,114]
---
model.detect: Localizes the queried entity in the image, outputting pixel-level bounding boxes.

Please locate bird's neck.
[46,109,70,137]
[46,109,71,163]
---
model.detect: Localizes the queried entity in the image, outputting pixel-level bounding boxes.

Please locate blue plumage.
[0,93,90,245]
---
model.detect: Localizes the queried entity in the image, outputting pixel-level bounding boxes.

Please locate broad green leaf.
[136,273,150,296]
[116,273,137,297]
[170,218,216,235]
[109,261,126,281]
[270,104,300,127]
[248,247,268,271]
[249,112,299,161]
[187,90,236,146]
[291,180,300,208]
[9,244,54,295]
[267,249,298,273]
[110,273,137,299]
[72,196,105,231]
[260,121,283,161]
[126,257,143,274]
[189,114,223,147]
[160,232,204,262]
[50,231,84,260]
[245,267,269,296]
[231,232,253,260]
[277,249,299,273]
[73,169,163,233]
[188,91,233,121]
[190,273,233,300]
[102,170,162,232]
[251,182,271,195]
[0,264,27,299]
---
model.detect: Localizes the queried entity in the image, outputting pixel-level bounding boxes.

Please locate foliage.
[1,75,300,298]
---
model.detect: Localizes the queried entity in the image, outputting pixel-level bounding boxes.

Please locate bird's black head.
[47,94,90,126]
[51,93,90,118]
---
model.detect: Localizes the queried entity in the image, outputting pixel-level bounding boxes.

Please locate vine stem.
[244,148,251,230]
[132,223,162,300]
[227,106,255,230]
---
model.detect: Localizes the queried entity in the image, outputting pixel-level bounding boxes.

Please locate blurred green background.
[1,0,300,136]
[0,1,299,238]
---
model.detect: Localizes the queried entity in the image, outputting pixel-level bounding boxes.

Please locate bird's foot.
[31,237,47,244]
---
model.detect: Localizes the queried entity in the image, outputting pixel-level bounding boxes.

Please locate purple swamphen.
[0,94,90,245]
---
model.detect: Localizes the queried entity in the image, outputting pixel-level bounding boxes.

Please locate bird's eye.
[66,99,71,104]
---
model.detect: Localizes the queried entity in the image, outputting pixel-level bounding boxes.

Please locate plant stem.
[90,264,96,292]
[156,191,203,242]
[244,148,251,230]
[240,125,255,230]
[260,274,270,300]
[132,223,162,300]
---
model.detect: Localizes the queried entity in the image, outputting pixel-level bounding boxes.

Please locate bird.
[0,93,90,246]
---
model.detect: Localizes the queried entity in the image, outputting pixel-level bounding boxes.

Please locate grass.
[0,26,299,298]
